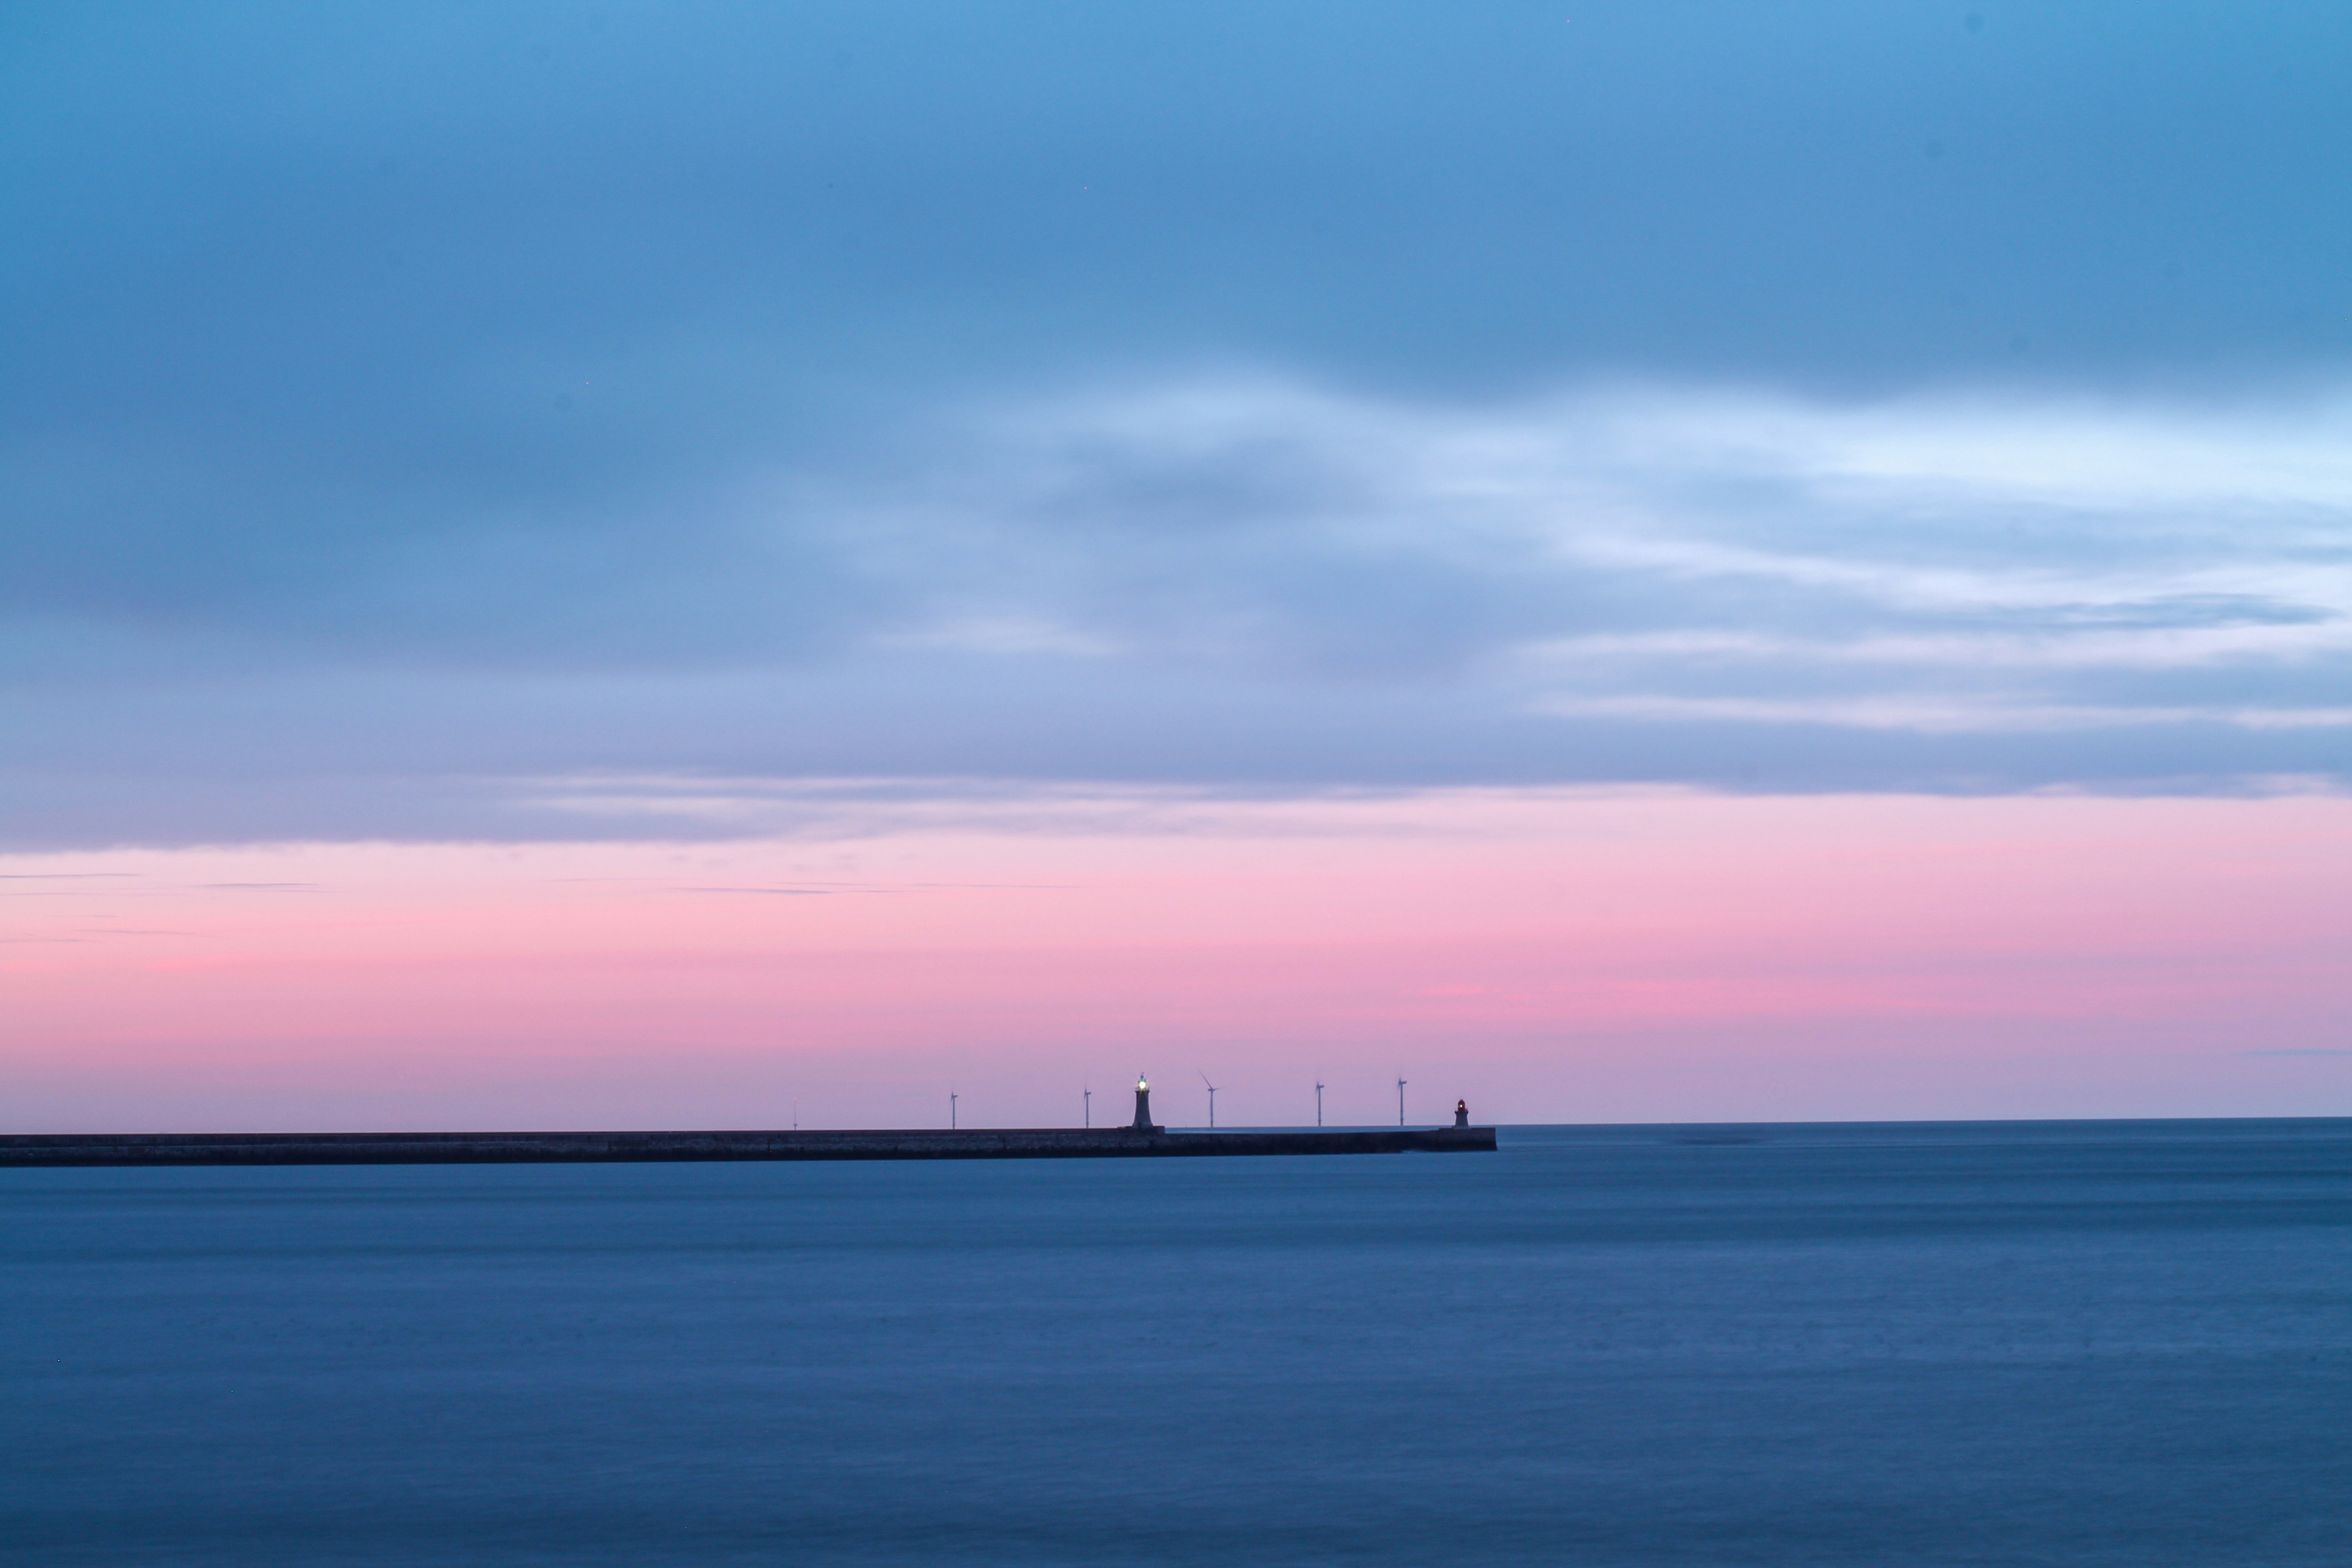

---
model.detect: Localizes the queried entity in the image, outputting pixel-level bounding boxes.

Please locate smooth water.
[3,1121,2347,1567]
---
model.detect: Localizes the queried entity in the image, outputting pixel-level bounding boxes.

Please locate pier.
[0,1125,1498,1167]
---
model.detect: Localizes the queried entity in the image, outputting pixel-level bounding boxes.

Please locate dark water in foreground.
[3,1121,2348,1567]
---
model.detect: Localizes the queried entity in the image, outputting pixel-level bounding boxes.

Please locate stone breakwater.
[0,1127,1498,1166]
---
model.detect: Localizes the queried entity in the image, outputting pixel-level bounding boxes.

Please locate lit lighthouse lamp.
[1131,1076,1159,1132]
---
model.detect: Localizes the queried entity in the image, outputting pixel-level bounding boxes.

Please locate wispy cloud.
[9,4,2352,848]
[8,374,2352,846]
[845,374,2352,735]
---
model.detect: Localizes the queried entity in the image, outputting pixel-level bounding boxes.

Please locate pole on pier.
[950,1091,958,1130]
[1084,1085,1092,1128]
[1396,1077,1407,1127]
[1315,1080,1324,1127]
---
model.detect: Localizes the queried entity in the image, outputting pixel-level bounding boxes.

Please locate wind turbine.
[950,1090,959,1130]
[1083,1081,1092,1128]
[1200,1071,1221,1129]
[1396,1076,1407,1127]
[1315,1079,1325,1128]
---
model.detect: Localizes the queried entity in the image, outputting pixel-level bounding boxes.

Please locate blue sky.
[7,1,2351,847]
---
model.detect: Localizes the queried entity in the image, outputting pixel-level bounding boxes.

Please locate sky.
[5,2,2350,1127]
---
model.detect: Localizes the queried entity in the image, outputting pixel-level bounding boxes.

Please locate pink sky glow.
[4,787,2348,1132]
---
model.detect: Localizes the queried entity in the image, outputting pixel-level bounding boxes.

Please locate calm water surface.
[4,1120,2348,1567]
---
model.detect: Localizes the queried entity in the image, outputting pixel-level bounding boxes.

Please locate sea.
[3,1120,2347,1567]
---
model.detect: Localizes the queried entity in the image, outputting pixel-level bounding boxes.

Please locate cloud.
[8,5,2352,844]
[7,372,2352,848]
[819,374,2352,748]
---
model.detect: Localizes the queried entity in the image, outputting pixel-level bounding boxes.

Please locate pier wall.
[0,1127,1498,1167]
